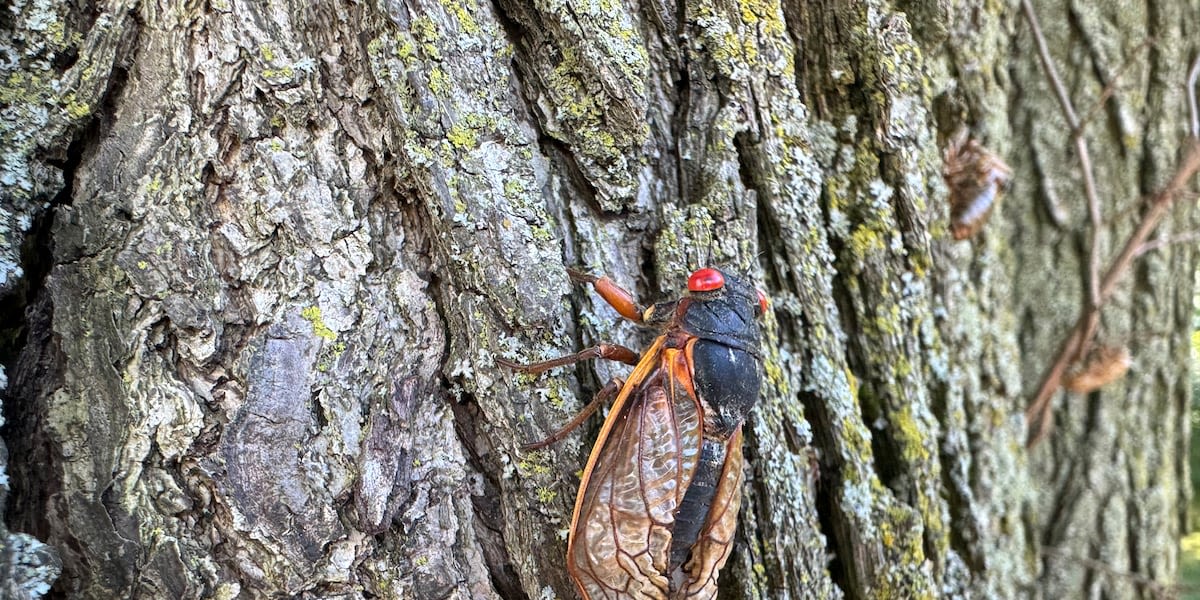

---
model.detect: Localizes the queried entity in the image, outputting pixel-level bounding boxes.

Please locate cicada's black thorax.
[680,270,763,437]
[679,270,761,357]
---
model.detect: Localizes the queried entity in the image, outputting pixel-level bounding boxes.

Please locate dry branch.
[1019,0,1200,445]
[1019,0,1104,325]
[1026,141,1200,444]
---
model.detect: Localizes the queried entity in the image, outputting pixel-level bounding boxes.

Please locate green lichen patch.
[436,0,481,35]
[300,306,338,341]
[62,93,91,119]
[689,0,794,81]
[541,46,644,205]
[428,68,451,95]
[736,0,785,36]
[516,451,554,478]
[446,123,478,150]
[509,2,652,210]
[262,66,296,82]
[535,486,558,504]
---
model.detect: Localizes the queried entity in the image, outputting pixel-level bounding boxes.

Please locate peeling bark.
[0,0,1193,598]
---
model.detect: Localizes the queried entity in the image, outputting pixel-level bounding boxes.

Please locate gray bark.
[1009,1,1198,598]
[0,0,1193,598]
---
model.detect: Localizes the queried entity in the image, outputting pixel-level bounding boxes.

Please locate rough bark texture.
[0,0,1194,599]
[1009,1,1198,598]
[0,386,62,599]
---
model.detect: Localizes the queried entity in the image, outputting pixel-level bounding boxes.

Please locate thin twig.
[1189,53,1200,139]
[1133,229,1200,258]
[1020,0,1104,346]
[1078,38,1155,132]
[1096,143,1200,302]
[1079,135,1103,313]
[1027,141,1200,444]
[1021,0,1079,126]
[1074,37,1157,314]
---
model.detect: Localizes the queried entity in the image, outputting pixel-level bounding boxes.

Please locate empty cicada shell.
[1063,345,1132,393]
[942,132,1012,240]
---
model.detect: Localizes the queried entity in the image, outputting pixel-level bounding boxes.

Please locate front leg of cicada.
[566,268,647,323]
[495,344,639,376]
[521,377,626,450]
[497,344,638,448]
[500,268,654,449]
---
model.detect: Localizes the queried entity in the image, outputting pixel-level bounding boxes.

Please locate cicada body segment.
[673,428,744,599]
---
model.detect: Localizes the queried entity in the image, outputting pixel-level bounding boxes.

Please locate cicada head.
[680,267,764,357]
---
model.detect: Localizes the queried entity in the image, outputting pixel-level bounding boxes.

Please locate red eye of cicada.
[756,289,769,316]
[687,268,725,292]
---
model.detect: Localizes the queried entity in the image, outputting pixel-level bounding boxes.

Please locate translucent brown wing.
[567,343,703,600]
[674,427,744,599]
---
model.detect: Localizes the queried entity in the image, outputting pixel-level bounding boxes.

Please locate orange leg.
[523,377,625,450]
[496,343,639,376]
[567,268,645,323]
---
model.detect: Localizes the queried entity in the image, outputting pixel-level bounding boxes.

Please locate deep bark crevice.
[447,382,529,600]
[426,224,526,598]
[668,24,692,209]
[1041,449,1081,550]
[1125,493,1142,587]
[1,71,107,544]
[746,142,846,596]
[808,439,848,598]
[0,205,56,371]
[487,1,622,221]
[2,289,64,545]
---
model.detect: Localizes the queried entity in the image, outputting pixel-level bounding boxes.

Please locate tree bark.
[0,0,1194,598]
[1009,1,1197,597]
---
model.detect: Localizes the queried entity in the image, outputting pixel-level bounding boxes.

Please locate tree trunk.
[1009,1,1197,597]
[0,0,1194,598]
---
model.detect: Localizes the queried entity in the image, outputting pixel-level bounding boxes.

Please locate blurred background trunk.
[0,0,1195,598]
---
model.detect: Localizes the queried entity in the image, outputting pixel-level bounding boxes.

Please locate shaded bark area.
[1,351,62,598]
[0,0,1192,599]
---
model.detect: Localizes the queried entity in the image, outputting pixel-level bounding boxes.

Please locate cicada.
[501,267,767,599]
[1063,344,1132,393]
[942,131,1012,240]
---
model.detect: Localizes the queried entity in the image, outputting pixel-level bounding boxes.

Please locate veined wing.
[567,341,703,599]
[673,427,744,599]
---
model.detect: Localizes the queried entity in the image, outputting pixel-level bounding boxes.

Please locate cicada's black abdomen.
[692,339,761,436]
[668,438,726,576]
